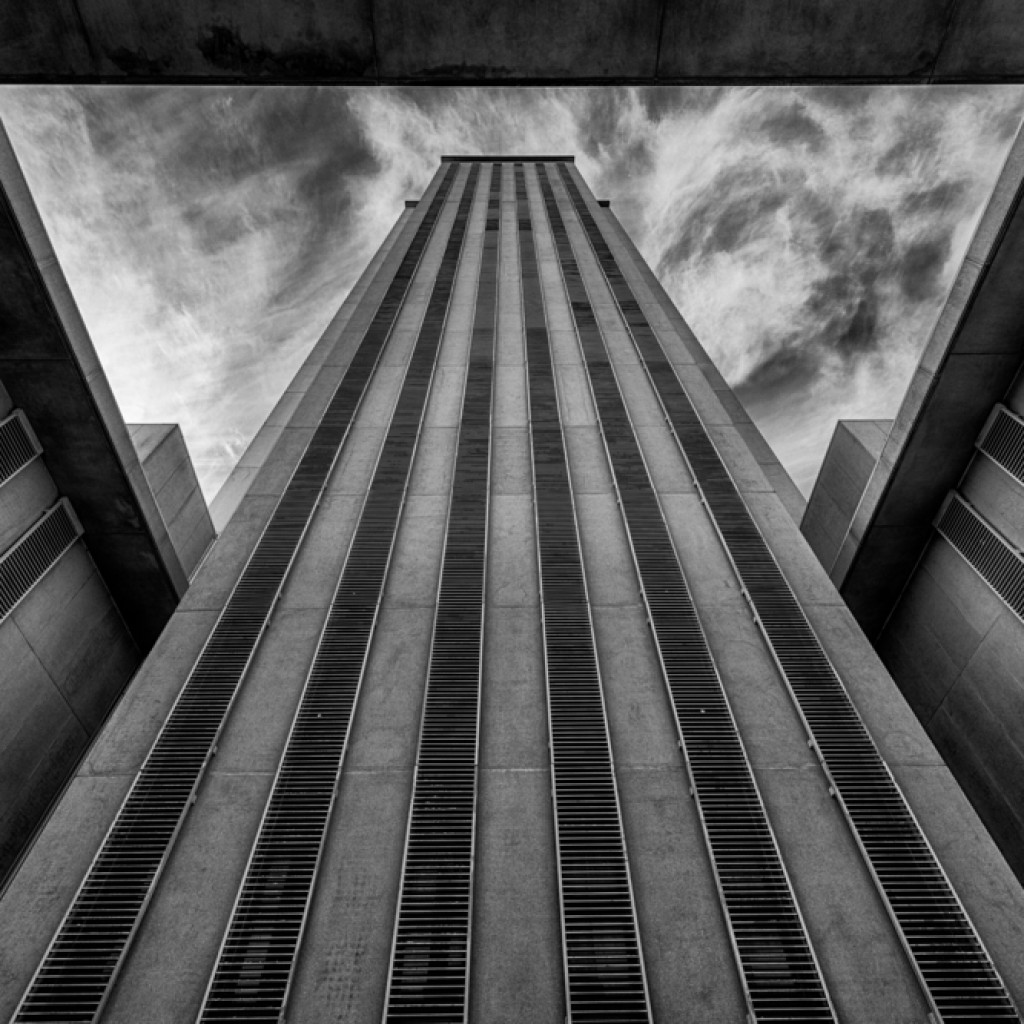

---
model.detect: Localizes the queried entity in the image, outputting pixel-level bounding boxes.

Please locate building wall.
[0,379,138,884]
[801,419,890,572]
[876,372,1024,880]
[129,423,215,578]
[2,161,1023,1022]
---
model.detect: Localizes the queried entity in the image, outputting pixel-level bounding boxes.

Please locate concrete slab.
[287,767,410,1022]
[345,604,433,770]
[487,495,538,608]
[5,1,1024,83]
[469,768,562,1024]
[752,765,931,1023]
[615,765,746,1021]
[490,426,531,496]
[480,604,546,770]
[103,771,275,1024]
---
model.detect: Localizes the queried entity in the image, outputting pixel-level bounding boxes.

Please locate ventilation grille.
[0,410,41,486]
[13,164,463,1024]
[556,163,1020,1024]
[192,164,481,1023]
[937,493,1024,620]
[385,163,499,1022]
[538,163,835,1021]
[978,404,1024,485]
[0,499,82,622]
[518,162,652,1023]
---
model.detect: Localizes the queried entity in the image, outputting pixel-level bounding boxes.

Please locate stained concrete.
[129,423,215,577]
[4,1,1024,83]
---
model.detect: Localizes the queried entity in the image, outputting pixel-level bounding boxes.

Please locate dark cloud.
[757,103,827,152]
[900,180,968,214]
[898,235,951,301]
[734,344,821,409]
[657,165,798,268]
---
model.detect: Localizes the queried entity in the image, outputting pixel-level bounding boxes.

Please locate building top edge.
[440,155,575,162]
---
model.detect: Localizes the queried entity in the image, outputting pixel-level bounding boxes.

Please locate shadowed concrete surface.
[130,424,216,578]
[4,0,1024,84]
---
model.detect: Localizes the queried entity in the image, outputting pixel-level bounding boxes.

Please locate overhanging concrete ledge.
[0,123,188,649]
[3,1,1024,84]
[836,122,1024,638]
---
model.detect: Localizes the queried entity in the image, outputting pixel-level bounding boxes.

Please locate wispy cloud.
[0,85,1020,497]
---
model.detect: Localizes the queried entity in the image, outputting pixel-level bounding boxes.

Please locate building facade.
[2,158,1023,1023]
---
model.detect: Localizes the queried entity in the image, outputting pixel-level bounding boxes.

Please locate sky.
[0,85,1022,499]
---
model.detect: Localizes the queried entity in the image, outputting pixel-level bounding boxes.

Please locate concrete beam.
[836,122,1024,638]
[3,1,1024,84]
[0,123,188,649]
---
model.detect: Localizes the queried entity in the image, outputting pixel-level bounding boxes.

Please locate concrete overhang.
[3,1,1024,85]
[836,123,1024,639]
[0,124,188,649]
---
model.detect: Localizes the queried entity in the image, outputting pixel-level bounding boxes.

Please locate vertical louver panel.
[384,163,499,1023]
[12,164,463,1024]
[0,499,82,622]
[537,163,835,1022]
[978,404,1024,485]
[517,163,652,1023]
[557,163,1021,1024]
[936,492,1024,620]
[195,164,482,1024]
[0,410,41,486]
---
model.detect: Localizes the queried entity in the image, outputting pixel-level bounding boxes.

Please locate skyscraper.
[3,158,1023,1023]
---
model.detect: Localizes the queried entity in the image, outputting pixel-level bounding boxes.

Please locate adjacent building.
[802,125,1024,887]
[2,157,1023,1023]
[0,125,214,885]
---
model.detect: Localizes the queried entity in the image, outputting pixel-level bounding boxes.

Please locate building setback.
[3,159,1023,1023]
[0,125,213,886]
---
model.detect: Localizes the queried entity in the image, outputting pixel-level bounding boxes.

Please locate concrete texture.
[4,1,1024,83]
[0,122,187,649]
[130,423,216,577]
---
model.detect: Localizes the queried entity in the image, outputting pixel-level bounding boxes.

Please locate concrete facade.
[2,159,1023,1022]
[802,122,1024,884]
[802,419,890,573]
[129,424,215,579]
[3,1,1024,84]
[0,379,138,885]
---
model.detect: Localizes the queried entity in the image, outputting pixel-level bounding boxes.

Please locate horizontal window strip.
[978,403,1024,485]
[936,491,1024,621]
[0,410,41,487]
[0,499,82,622]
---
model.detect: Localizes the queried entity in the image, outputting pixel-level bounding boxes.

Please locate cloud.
[0,82,1021,503]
